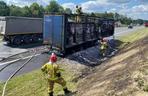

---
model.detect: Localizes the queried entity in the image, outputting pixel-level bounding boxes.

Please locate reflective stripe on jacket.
[100,42,108,50]
[41,63,61,81]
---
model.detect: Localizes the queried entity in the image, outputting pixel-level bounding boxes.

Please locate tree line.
[0,0,145,25]
[91,12,144,25]
[0,0,72,18]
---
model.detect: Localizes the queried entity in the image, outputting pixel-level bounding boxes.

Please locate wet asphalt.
[0,53,49,82]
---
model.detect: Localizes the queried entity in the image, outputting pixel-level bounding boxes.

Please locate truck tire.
[23,35,32,44]
[12,36,22,45]
[32,35,38,42]
[38,34,43,41]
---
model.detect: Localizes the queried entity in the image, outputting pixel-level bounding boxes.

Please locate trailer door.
[43,16,52,44]
[43,15,64,50]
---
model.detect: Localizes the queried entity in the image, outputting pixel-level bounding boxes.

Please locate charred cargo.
[43,14,114,55]
[0,16,43,45]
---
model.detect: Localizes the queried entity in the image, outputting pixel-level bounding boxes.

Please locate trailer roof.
[44,13,114,20]
[0,16,42,20]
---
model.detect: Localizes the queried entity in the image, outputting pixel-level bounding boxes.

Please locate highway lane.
[114,26,144,36]
[0,42,27,61]
[0,42,44,61]
[0,53,49,82]
[0,26,145,81]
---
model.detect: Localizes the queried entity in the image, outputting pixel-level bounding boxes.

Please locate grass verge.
[116,28,148,49]
[0,67,77,96]
[117,28,148,43]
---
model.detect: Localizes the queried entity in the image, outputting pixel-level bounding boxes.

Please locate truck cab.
[145,22,148,27]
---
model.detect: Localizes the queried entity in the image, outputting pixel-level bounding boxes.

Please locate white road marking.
[0,54,41,66]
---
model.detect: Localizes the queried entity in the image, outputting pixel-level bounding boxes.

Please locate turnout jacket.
[41,62,63,81]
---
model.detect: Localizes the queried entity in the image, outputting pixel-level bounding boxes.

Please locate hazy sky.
[1,0,148,20]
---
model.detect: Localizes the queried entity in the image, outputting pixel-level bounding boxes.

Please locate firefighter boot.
[64,88,71,94]
[49,92,53,96]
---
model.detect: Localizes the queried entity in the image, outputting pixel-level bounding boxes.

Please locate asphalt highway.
[115,26,144,36]
[0,53,49,81]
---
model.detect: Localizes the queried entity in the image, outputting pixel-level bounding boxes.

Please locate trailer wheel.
[12,36,22,45]
[32,35,38,42]
[38,34,43,41]
[23,35,32,44]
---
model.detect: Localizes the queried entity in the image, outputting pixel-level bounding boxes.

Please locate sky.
[1,0,148,20]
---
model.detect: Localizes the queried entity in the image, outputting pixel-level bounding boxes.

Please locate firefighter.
[99,38,108,57]
[76,5,82,22]
[41,53,70,96]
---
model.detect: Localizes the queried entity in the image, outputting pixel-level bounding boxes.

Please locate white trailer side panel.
[0,17,6,35]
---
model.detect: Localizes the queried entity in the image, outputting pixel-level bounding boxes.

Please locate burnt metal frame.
[63,14,101,51]
[44,13,114,55]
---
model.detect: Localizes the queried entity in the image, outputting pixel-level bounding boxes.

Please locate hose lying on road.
[0,59,21,72]
[1,52,36,96]
[0,46,49,72]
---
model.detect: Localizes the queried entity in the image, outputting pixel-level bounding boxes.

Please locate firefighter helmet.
[49,53,57,63]
[103,38,107,42]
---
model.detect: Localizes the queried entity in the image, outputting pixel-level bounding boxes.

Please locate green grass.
[0,68,77,96]
[116,28,148,49]
[143,85,148,92]
[117,28,148,43]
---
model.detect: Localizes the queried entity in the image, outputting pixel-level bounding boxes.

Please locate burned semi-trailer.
[0,16,43,45]
[43,14,115,55]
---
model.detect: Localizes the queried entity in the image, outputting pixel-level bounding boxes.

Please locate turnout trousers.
[48,77,67,93]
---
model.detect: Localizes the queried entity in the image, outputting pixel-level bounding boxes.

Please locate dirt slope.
[77,36,148,96]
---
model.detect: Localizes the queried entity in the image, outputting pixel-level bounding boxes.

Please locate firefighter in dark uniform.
[41,53,70,96]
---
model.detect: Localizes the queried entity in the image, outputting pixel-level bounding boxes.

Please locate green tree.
[22,6,31,17]
[95,13,104,17]
[120,16,132,25]
[107,13,114,18]
[45,0,64,13]
[59,6,64,13]
[114,12,120,21]
[9,5,23,16]
[64,8,72,14]
[30,3,43,17]
[103,11,108,18]
[102,12,114,18]
[0,1,9,16]
[137,19,144,25]
[90,12,96,16]
[39,5,45,17]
